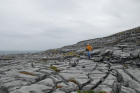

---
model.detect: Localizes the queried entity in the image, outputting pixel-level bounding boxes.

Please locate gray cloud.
[0,0,140,50]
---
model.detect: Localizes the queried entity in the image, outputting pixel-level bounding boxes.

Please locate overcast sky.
[0,0,140,50]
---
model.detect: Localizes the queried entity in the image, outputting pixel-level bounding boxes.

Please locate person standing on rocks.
[86,44,92,59]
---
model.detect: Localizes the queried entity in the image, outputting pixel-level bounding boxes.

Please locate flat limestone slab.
[101,79,115,87]
[11,84,52,93]
[121,86,136,93]
[106,74,117,80]
[4,80,29,89]
[117,69,132,82]
[128,80,140,92]
[127,69,140,81]
[37,78,55,87]
[82,79,101,91]
[59,73,83,80]
[94,85,112,93]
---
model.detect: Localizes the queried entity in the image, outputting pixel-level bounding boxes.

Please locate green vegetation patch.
[77,90,112,93]
[49,66,60,73]
[63,52,80,58]
[67,52,75,56]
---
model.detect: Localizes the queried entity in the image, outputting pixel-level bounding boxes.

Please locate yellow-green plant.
[67,52,75,56]
[77,90,95,93]
[49,66,60,73]
[97,91,107,93]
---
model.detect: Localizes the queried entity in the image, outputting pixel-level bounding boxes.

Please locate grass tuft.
[123,64,128,68]
[19,71,36,76]
[49,66,60,73]
[77,90,112,93]
[55,85,63,88]
[69,78,78,84]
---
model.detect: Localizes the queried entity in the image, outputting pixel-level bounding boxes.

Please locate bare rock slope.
[0,26,140,93]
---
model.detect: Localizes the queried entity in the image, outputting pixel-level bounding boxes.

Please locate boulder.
[90,49,102,56]
[100,49,113,56]
[130,49,140,58]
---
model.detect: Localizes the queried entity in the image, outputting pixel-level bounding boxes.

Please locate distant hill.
[62,26,140,50]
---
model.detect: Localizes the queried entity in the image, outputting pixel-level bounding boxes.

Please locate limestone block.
[121,86,136,93]
[94,85,112,93]
[75,78,90,89]
[60,82,79,93]
[51,89,65,93]
[128,80,140,92]
[11,84,52,93]
[90,49,102,55]
[37,78,55,87]
[82,79,101,91]
[59,73,82,80]
[106,74,117,80]
[50,76,62,84]
[117,69,132,82]
[131,49,140,58]
[3,80,29,90]
[102,79,115,87]
[126,69,140,81]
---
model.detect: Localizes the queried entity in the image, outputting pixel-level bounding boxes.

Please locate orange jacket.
[87,45,92,51]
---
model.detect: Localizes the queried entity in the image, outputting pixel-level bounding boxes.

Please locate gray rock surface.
[1,26,140,93]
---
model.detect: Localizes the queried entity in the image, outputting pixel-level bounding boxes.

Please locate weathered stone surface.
[117,69,132,82]
[37,78,55,87]
[112,50,130,58]
[82,79,101,91]
[106,74,117,80]
[52,89,65,93]
[59,73,82,80]
[90,49,102,55]
[11,84,52,93]
[121,86,136,93]
[128,80,140,92]
[60,82,79,93]
[112,81,121,93]
[76,78,90,89]
[94,85,112,93]
[124,68,140,85]
[0,83,7,93]
[130,49,140,58]
[102,79,115,87]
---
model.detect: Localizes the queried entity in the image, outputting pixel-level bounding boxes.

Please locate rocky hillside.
[0,26,140,93]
